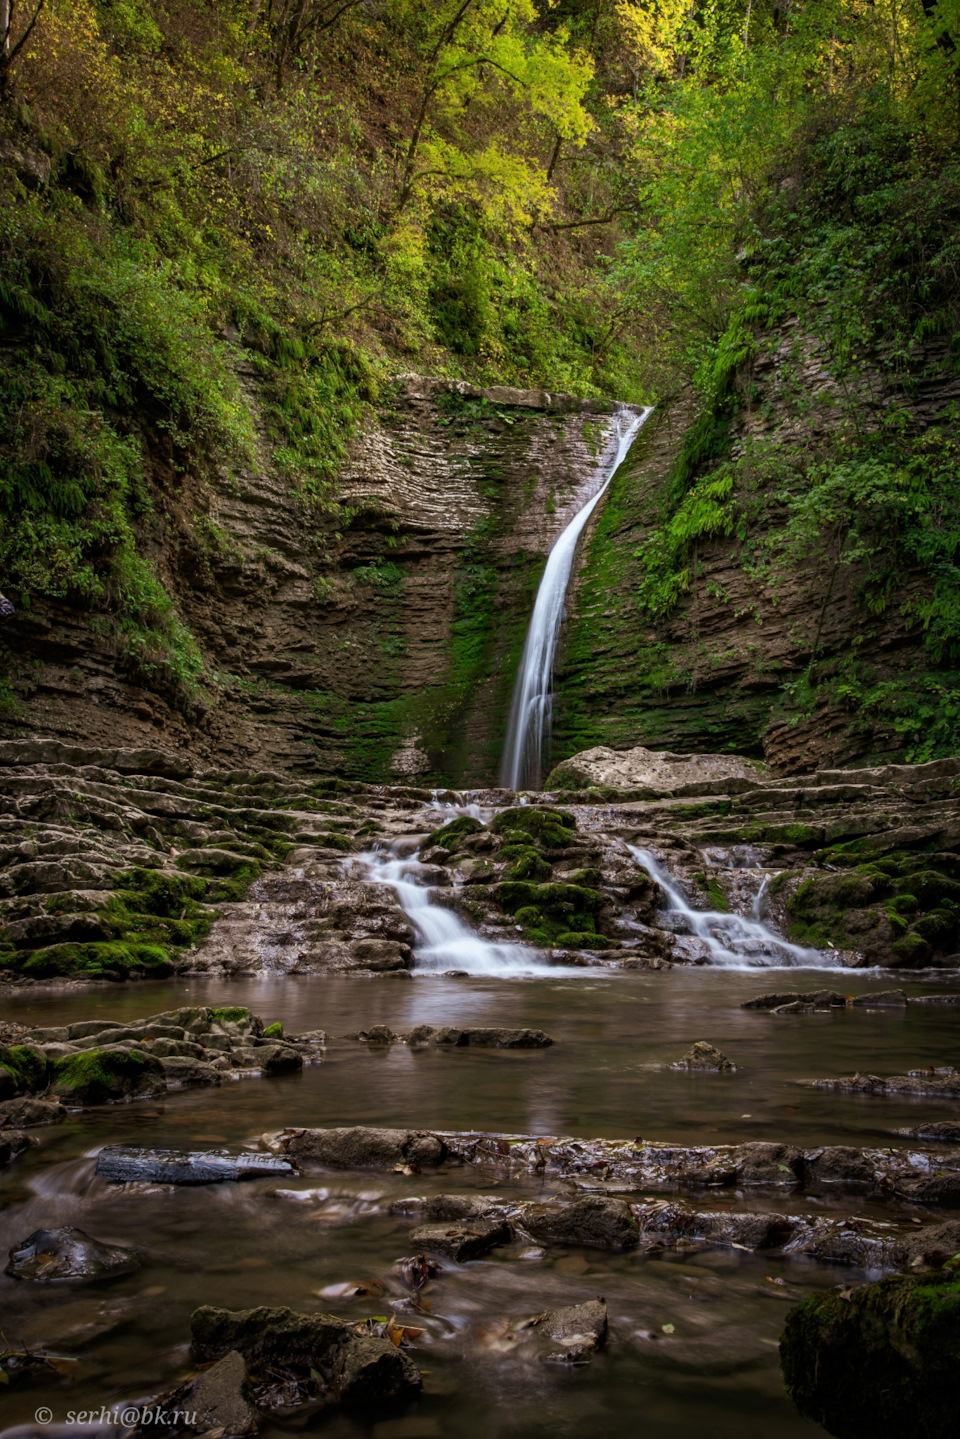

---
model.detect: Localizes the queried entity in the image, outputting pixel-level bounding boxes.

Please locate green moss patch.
[425,816,485,849]
[52,1047,163,1105]
[0,1044,48,1098]
[781,1271,960,1439]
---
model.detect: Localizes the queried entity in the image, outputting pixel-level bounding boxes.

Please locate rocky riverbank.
[3,739,960,983]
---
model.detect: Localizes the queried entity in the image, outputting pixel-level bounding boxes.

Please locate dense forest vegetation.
[1,1,958,761]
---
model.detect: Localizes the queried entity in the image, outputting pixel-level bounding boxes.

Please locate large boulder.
[51,1046,166,1105]
[140,1349,259,1437]
[190,1304,421,1411]
[545,745,769,796]
[781,1271,960,1438]
[280,1126,448,1170]
[409,1218,509,1260]
[520,1196,638,1250]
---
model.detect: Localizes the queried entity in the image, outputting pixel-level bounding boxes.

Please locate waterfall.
[358,843,567,976]
[627,845,839,970]
[500,405,654,791]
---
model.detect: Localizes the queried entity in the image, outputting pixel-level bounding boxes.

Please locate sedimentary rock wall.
[554,335,960,774]
[1,378,623,785]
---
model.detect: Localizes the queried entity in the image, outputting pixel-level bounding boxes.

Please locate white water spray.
[501,405,654,791]
[628,845,840,970]
[358,844,565,976]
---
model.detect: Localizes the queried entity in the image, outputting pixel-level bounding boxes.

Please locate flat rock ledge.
[265,1126,960,1205]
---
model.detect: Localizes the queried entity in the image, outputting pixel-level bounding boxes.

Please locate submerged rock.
[6,1225,139,1282]
[742,990,846,1011]
[96,1146,295,1185]
[808,1068,960,1098]
[412,1025,554,1048]
[190,1303,421,1411]
[537,1298,608,1364]
[895,1120,960,1143]
[847,989,908,1007]
[672,1041,736,1071]
[781,1271,960,1439]
[409,1217,509,1260]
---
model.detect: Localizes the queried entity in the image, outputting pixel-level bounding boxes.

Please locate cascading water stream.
[500,404,654,791]
[627,845,840,969]
[357,842,568,976]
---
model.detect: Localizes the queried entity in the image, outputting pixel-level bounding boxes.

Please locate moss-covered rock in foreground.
[780,1270,960,1438]
[51,1047,166,1105]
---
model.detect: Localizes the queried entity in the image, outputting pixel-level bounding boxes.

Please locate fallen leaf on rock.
[661,1323,675,1334]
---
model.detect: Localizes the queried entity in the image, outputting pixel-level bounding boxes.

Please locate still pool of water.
[2,968,957,1438]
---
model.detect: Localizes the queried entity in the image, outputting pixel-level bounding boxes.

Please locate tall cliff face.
[554,332,960,777]
[1,376,620,784]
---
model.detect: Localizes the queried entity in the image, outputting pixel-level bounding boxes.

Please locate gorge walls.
[0,376,619,785]
[552,330,960,778]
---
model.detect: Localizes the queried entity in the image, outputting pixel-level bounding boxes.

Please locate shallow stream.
[3,968,958,1439]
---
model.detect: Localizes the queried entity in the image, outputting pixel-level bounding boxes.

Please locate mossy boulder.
[17,940,176,980]
[555,931,613,950]
[490,807,576,849]
[51,1046,166,1105]
[785,853,960,964]
[502,845,551,881]
[0,1044,49,1099]
[495,879,604,945]
[422,815,485,850]
[780,1271,960,1438]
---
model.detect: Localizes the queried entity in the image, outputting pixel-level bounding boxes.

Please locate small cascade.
[628,845,839,969]
[359,842,561,976]
[500,405,654,791]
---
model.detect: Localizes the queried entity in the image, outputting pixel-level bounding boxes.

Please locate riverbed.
[2,967,957,1439]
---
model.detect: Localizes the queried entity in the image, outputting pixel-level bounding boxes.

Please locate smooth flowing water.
[3,970,959,1439]
[357,842,561,977]
[500,406,654,790]
[628,847,837,971]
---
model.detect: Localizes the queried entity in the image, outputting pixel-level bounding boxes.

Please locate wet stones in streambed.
[743,989,910,1014]
[51,1046,168,1105]
[6,1225,139,1281]
[535,1298,608,1365]
[0,1095,66,1126]
[780,1270,960,1439]
[806,1066,960,1099]
[0,1129,31,1165]
[671,1041,736,1071]
[742,989,848,1012]
[409,1217,510,1261]
[96,1145,296,1185]
[349,1024,555,1048]
[520,1196,639,1250]
[139,1348,258,1438]
[895,1120,960,1142]
[440,1129,960,1202]
[276,1126,449,1171]
[190,1303,421,1414]
[10,1006,313,1108]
